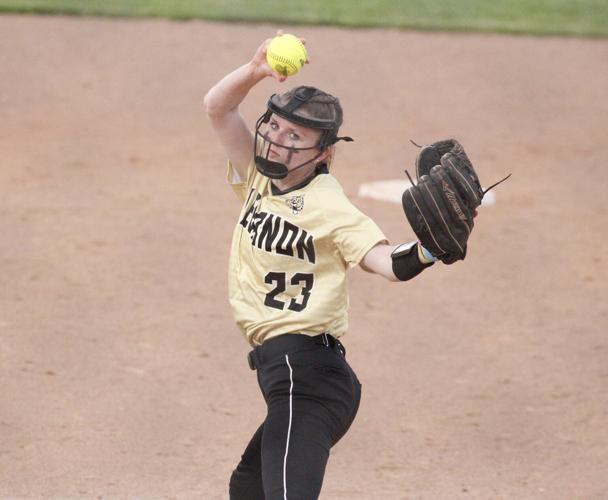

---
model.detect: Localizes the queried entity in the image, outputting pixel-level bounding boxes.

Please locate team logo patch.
[286,194,304,215]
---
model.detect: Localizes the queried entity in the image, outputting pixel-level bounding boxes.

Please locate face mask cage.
[253,111,328,180]
[253,87,353,180]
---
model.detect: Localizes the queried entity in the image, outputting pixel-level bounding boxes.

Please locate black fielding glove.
[402,139,510,264]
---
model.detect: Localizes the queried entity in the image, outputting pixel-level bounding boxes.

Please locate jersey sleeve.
[329,196,388,269]
[226,136,266,202]
[226,158,256,203]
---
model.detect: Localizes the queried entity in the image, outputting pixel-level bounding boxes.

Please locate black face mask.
[253,114,328,180]
[253,87,353,180]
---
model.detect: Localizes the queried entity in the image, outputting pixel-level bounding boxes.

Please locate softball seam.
[267,50,300,73]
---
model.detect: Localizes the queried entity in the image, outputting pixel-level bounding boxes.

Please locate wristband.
[391,241,433,281]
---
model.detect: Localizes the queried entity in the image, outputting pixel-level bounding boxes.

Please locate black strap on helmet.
[266,87,353,148]
[267,91,334,131]
[280,86,319,114]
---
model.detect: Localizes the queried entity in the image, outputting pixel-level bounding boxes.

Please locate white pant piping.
[283,354,294,500]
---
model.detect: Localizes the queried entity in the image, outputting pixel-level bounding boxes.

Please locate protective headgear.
[254,86,353,180]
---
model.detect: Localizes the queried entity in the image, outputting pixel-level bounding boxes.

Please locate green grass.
[1,0,607,37]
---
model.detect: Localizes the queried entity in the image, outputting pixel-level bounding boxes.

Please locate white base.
[358,179,496,206]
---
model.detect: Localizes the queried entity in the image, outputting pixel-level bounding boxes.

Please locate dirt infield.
[1,15,607,499]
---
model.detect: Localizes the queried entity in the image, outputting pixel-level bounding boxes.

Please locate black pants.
[229,333,362,500]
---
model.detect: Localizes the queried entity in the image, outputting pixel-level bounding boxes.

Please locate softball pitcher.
[203,34,439,500]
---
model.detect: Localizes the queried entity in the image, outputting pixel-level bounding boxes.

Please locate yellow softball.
[266,33,308,77]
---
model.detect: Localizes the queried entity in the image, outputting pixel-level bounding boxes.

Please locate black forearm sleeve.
[391,242,434,281]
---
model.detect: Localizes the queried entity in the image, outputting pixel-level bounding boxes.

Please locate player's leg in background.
[229,423,266,500]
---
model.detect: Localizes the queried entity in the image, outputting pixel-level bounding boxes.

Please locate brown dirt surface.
[1,14,607,500]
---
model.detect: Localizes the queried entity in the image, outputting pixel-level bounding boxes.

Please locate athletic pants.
[229,333,361,500]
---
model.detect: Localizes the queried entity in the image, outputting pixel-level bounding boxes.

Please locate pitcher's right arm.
[203,36,287,180]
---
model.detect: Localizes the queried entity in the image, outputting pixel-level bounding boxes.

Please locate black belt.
[247,333,346,370]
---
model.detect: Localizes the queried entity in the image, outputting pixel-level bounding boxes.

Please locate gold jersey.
[227,159,387,347]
